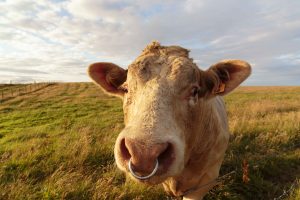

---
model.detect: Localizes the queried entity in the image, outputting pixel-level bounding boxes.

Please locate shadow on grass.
[209,130,300,200]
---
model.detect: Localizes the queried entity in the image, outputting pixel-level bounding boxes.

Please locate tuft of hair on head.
[142,41,190,58]
[142,40,162,55]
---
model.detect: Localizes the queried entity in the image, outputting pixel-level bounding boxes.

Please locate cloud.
[0,0,299,85]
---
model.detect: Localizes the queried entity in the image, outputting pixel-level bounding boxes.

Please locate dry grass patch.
[0,84,299,199]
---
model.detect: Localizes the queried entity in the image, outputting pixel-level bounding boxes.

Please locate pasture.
[0,83,299,199]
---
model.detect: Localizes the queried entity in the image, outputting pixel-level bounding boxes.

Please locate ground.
[0,83,299,200]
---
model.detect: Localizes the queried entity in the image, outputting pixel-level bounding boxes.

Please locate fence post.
[1,91,3,104]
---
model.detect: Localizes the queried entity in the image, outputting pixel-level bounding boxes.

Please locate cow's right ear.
[202,60,251,97]
[88,62,127,97]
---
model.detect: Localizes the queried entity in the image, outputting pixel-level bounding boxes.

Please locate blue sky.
[0,0,300,85]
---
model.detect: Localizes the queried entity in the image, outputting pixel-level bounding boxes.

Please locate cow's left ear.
[204,60,251,96]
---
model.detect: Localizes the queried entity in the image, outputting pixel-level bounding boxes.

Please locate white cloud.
[0,0,299,85]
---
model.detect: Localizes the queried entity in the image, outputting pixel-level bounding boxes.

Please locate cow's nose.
[120,138,174,176]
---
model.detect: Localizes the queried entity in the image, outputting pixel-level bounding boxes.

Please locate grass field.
[0,83,299,200]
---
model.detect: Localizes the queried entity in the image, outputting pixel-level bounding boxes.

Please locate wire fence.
[0,82,56,104]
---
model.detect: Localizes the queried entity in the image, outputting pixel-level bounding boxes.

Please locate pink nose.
[120,138,174,175]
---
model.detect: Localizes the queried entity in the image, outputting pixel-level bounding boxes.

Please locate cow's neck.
[163,98,226,198]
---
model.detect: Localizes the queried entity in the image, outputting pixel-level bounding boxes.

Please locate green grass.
[0,83,299,200]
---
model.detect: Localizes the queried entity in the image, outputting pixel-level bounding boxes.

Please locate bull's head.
[88,41,251,197]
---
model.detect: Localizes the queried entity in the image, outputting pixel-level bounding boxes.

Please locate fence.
[0,82,56,104]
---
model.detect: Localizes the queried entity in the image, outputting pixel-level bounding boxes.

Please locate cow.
[88,41,251,200]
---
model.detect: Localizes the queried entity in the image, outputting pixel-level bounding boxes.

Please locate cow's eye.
[119,84,128,93]
[122,88,128,93]
[191,87,199,97]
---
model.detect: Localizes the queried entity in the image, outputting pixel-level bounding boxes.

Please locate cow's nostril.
[157,143,174,172]
[120,138,131,160]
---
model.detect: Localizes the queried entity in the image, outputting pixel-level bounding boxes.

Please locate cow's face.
[88,42,251,184]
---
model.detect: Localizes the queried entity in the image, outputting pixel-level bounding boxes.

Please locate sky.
[0,0,300,85]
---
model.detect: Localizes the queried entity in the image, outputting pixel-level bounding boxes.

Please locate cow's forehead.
[127,42,198,86]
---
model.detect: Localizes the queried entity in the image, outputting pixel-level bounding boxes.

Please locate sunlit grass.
[0,83,299,199]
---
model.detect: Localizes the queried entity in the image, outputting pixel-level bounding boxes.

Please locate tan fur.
[88,41,251,199]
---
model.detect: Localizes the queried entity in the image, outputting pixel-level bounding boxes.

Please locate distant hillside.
[0,83,299,199]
